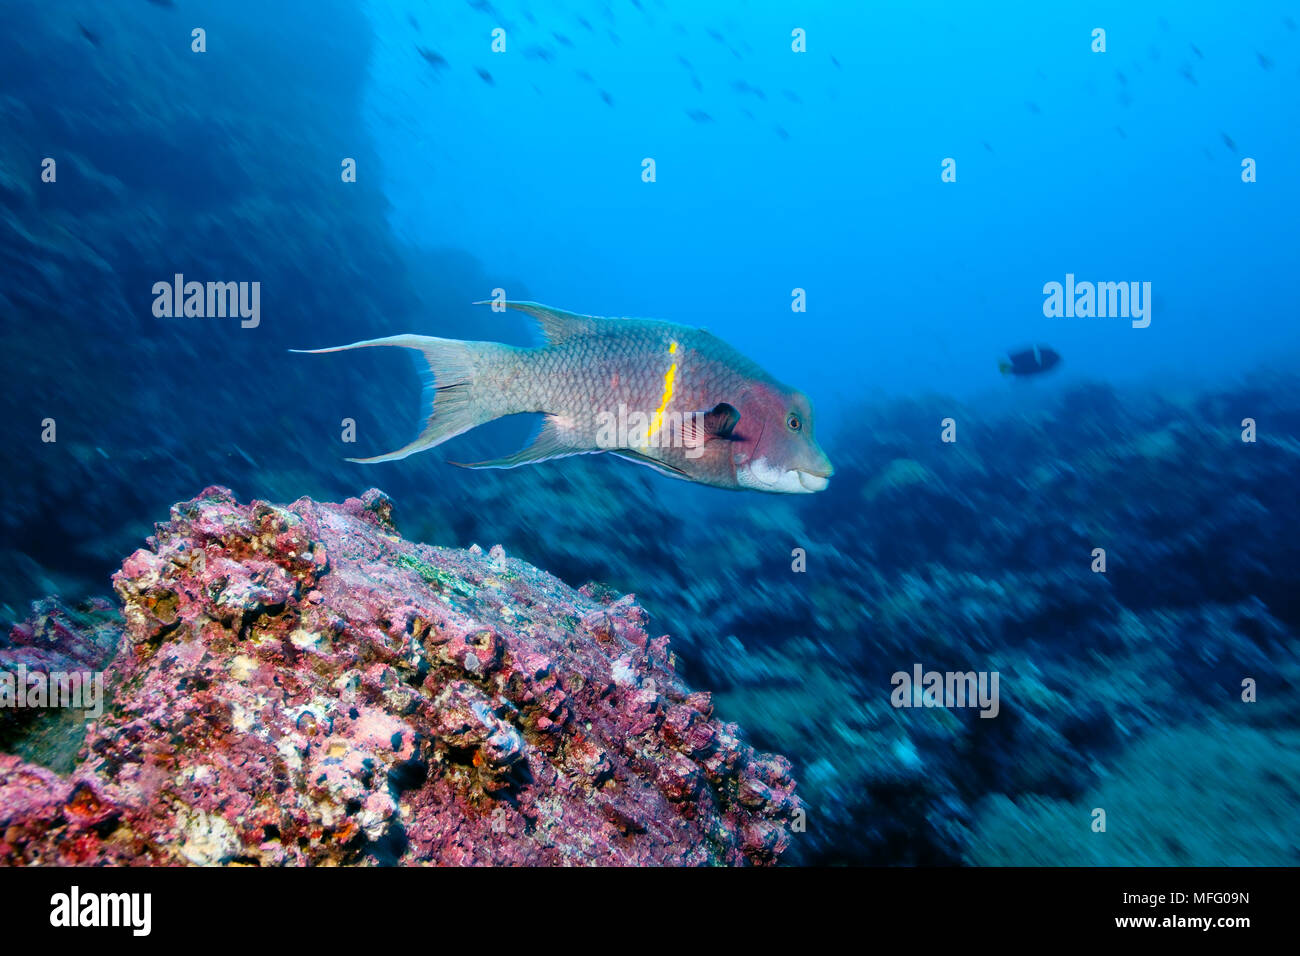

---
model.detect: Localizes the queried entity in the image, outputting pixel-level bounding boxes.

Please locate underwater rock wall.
[0,487,799,865]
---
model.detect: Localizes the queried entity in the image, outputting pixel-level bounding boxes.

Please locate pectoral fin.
[679,402,741,447]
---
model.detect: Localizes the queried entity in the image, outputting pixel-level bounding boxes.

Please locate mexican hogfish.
[294,300,833,493]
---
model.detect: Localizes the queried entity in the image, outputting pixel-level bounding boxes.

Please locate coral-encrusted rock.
[6,487,800,865]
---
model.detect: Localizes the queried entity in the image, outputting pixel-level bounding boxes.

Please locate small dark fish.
[575,69,594,85]
[408,14,419,31]
[552,32,574,48]
[1148,44,1161,62]
[781,89,802,104]
[739,107,754,120]
[982,140,994,152]
[999,346,1061,377]
[690,74,703,92]
[1178,65,1198,85]
[77,22,101,46]
[1257,51,1273,70]
[830,56,841,69]
[671,22,686,37]
[475,67,494,85]
[1115,70,1127,85]
[1285,16,1297,32]
[599,89,613,106]
[1189,43,1203,59]
[1025,100,1041,114]
[676,54,692,69]
[686,109,713,123]
[522,45,555,62]
[607,29,621,45]
[467,0,495,12]
[1115,125,1127,139]
[773,125,790,141]
[417,46,448,69]
[706,28,724,43]
[732,79,766,100]
[1221,131,1237,151]
[144,0,175,7]
[576,15,594,32]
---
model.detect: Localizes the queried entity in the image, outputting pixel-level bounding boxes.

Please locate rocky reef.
[0,488,799,865]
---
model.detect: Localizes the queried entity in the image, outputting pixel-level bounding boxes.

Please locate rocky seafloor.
[0,487,799,865]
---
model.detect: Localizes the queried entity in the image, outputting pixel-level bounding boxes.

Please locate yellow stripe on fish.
[646,341,679,445]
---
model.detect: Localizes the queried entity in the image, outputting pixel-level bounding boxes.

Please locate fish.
[686,109,714,123]
[293,301,834,494]
[416,46,448,69]
[998,345,1061,377]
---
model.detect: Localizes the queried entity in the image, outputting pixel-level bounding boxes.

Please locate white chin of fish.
[739,458,829,494]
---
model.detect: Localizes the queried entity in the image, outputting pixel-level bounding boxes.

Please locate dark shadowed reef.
[1,1,1297,865]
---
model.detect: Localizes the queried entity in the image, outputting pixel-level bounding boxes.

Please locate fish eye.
[786,413,801,431]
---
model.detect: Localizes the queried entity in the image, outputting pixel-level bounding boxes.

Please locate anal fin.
[452,415,586,470]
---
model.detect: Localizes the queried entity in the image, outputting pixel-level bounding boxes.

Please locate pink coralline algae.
[0,487,801,865]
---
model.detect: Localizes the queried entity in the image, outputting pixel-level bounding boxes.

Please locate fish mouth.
[798,471,830,492]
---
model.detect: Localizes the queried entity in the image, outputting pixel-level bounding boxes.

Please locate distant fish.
[830,56,841,69]
[417,46,448,69]
[1257,51,1273,70]
[1115,69,1127,85]
[1189,43,1203,59]
[1115,125,1127,139]
[999,345,1061,377]
[466,0,495,12]
[1221,131,1237,151]
[144,0,175,7]
[706,28,724,43]
[408,14,420,31]
[293,300,834,494]
[731,79,766,100]
[675,54,693,70]
[686,109,713,123]
[599,89,613,106]
[552,32,574,48]
[522,45,555,62]
[1178,65,1198,85]
[1285,16,1298,32]
[690,74,703,92]
[781,89,802,104]
[475,67,494,85]
[982,140,994,152]
[77,22,101,46]
[1025,100,1041,114]
[576,15,594,33]
[575,69,594,84]
[773,125,790,141]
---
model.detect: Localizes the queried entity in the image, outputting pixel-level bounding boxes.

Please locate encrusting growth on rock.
[0,487,801,865]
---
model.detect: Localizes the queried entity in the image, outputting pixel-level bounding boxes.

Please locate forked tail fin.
[290,334,484,462]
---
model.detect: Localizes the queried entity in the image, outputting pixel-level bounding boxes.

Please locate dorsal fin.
[472,300,601,345]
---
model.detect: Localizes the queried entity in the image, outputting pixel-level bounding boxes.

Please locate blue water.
[366,0,1300,428]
